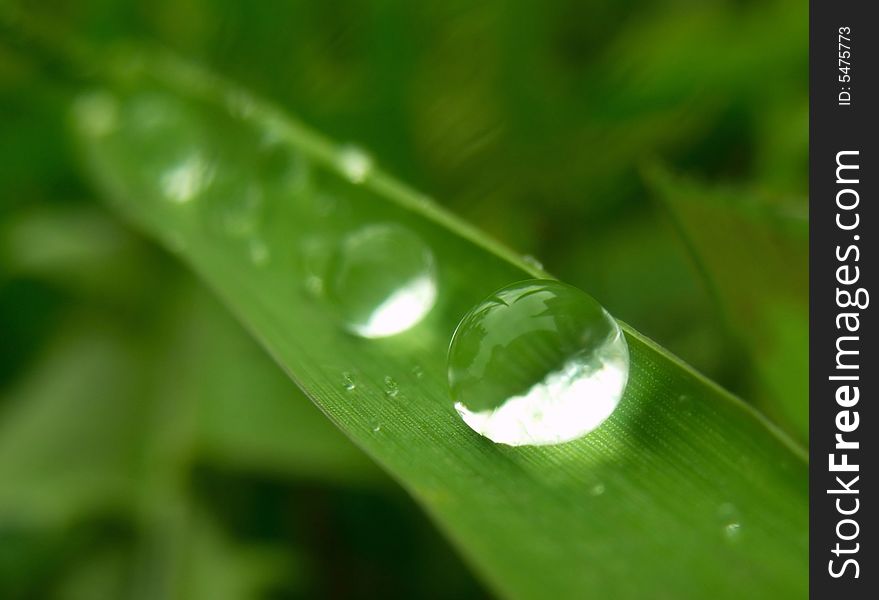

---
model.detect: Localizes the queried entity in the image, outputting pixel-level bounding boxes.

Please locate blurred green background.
[0,0,806,598]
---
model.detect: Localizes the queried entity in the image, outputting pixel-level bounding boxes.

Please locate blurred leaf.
[0,200,380,489]
[0,322,143,524]
[191,294,382,485]
[0,282,372,597]
[49,512,295,600]
[177,513,293,600]
[647,166,808,442]
[72,50,807,599]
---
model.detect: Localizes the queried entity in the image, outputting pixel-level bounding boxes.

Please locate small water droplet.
[308,193,344,220]
[448,279,629,446]
[304,275,324,297]
[372,423,382,433]
[327,224,437,338]
[160,152,214,204]
[261,142,310,195]
[206,178,264,237]
[589,483,606,497]
[117,91,216,204]
[337,145,373,183]
[72,91,119,138]
[300,236,332,297]
[716,503,742,541]
[226,90,256,119]
[412,364,424,379]
[248,238,270,266]
[384,376,399,398]
[414,194,432,208]
[522,255,543,270]
[342,372,357,391]
[724,522,742,539]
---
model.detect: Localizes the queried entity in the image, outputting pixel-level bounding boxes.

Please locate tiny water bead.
[589,483,606,497]
[73,86,327,272]
[160,152,214,204]
[72,91,119,138]
[522,255,543,271]
[341,372,357,391]
[724,522,742,540]
[337,145,373,183]
[448,279,629,446]
[384,376,400,398]
[119,93,211,204]
[717,503,743,541]
[327,224,438,338]
[248,238,271,267]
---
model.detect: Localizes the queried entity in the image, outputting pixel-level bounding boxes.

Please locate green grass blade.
[71,50,807,600]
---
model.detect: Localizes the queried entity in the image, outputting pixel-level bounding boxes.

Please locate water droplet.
[72,91,118,138]
[589,483,606,496]
[412,364,424,379]
[226,89,256,119]
[716,503,743,541]
[248,238,270,266]
[304,275,324,297]
[724,522,742,539]
[160,152,214,203]
[384,376,399,398]
[522,255,543,270]
[342,372,357,391]
[314,193,343,218]
[300,236,332,297]
[448,279,629,446]
[206,176,264,237]
[261,142,309,195]
[337,145,373,183]
[328,224,437,338]
[372,422,382,433]
[77,91,205,205]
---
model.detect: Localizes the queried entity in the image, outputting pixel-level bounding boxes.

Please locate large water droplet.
[327,224,437,338]
[448,279,629,446]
